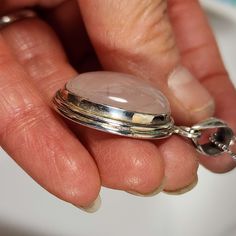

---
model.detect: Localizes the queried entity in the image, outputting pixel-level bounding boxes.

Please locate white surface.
[201,0,236,22]
[0,14,236,236]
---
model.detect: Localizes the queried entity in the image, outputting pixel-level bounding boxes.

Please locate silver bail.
[175,118,236,160]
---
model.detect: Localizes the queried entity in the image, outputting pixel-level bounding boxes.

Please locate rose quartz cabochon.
[66,72,170,115]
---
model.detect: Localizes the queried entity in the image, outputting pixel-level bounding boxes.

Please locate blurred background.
[0,1,236,236]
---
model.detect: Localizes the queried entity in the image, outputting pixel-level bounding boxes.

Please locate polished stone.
[66,71,170,115]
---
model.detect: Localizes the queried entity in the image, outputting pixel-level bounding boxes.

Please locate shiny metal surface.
[0,10,36,29]
[53,87,236,160]
[53,87,174,139]
[191,118,236,158]
[53,86,236,159]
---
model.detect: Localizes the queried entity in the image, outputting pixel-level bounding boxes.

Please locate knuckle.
[97,0,176,57]
[3,20,63,80]
[12,30,48,64]
[0,103,49,144]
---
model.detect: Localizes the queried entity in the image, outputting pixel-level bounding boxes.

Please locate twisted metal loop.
[209,134,236,160]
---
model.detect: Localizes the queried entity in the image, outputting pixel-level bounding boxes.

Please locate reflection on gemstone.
[66,71,170,115]
[108,96,128,103]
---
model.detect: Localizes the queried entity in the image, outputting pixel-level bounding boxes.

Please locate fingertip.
[61,176,101,209]
[78,128,165,195]
[199,155,236,174]
[157,136,199,192]
[163,175,198,195]
[168,66,215,124]
[76,195,102,213]
[52,147,101,207]
[104,138,165,194]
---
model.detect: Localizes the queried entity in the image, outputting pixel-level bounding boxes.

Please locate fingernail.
[163,176,198,195]
[127,177,166,197]
[76,195,101,213]
[168,66,215,121]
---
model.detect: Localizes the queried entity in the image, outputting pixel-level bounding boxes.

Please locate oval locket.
[53,71,174,139]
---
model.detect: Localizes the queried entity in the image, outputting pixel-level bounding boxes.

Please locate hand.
[0,0,235,212]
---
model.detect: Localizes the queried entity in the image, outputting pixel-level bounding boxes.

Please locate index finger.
[0,33,101,209]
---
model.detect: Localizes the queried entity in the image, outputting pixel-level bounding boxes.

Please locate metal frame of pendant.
[0,10,36,29]
[53,84,236,160]
[53,86,174,139]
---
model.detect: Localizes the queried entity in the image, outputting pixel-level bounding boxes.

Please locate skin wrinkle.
[44,140,75,192]
[0,70,45,139]
[86,1,179,90]
[24,56,62,81]
[131,0,170,46]
[0,73,26,96]
[2,21,72,84]
[0,105,49,144]
[4,26,65,68]
[13,35,63,64]
[131,0,164,27]
[133,1,176,55]
[90,0,176,60]
[0,90,42,139]
[5,110,89,200]
[38,129,96,200]
[40,136,65,184]
[87,138,122,174]
[3,116,55,180]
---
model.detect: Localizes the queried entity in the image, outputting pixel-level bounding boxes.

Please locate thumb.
[78,0,214,124]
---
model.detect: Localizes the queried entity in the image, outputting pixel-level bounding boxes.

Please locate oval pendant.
[53,71,174,139]
[53,71,236,159]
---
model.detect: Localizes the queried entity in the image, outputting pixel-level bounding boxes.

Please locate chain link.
[209,135,236,160]
[173,126,201,139]
[174,118,236,160]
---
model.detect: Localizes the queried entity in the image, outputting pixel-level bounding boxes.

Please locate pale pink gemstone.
[66,71,170,115]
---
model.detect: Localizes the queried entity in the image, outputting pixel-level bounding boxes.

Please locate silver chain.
[209,135,236,160]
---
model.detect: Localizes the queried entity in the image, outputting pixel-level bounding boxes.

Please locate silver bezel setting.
[53,86,174,139]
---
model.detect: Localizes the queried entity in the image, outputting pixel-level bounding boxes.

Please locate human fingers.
[168,0,236,173]
[78,0,201,191]
[78,0,215,124]
[0,19,101,211]
[2,17,167,195]
[2,0,100,73]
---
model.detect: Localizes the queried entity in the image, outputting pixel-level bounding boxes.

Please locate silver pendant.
[53,71,236,160]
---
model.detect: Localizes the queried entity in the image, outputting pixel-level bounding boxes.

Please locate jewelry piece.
[53,71,236,160]
[0,10,36,29]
